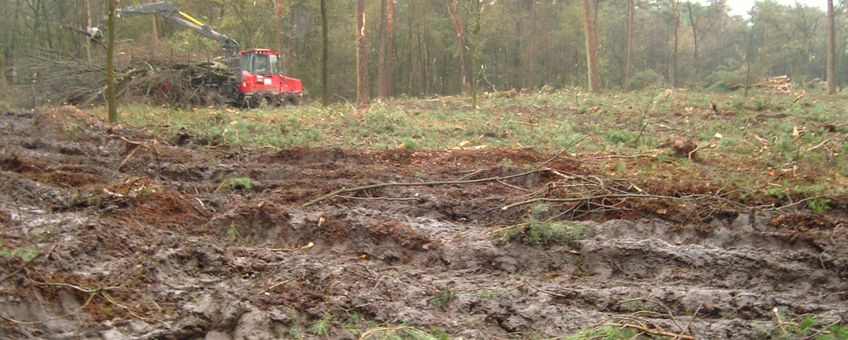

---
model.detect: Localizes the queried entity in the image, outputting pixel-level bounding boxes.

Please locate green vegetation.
[495,203,589,246]
[475,288,502,299]
[215,177,255,193]
[761,314,848,340]
[0,245,39,262]
[359,325,450,340]
[807,199,832,214]
[311,313,333,336]
[562,325,639,340]
[102,88,846,201]
[428,289,457,310]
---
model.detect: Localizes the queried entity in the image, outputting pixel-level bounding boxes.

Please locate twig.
[688,143,713,161]
[535,134,590,168]
[496,179,531,192]
[303,168,556,208]
[338,196,420,202]
[501,193,675,211]
[523,280,570,299]
[619,297,685,334]
[455,169,484,181]
[117,145,140,171]
[684,302,703,334]
[806,139,830,152]
[0,244,57,284]
[773,307,789,336]
[610,323,695,340]
[805,318,844,339]
[265,279,293,292]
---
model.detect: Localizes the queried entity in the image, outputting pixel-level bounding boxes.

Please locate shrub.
[627,69,664,91]
[495,203,588,246]
[215,177,254,193]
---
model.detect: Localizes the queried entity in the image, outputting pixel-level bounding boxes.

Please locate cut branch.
[303,168,554,208]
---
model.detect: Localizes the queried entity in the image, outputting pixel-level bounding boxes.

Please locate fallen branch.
[302,168,555,208]
[501,193,676,211]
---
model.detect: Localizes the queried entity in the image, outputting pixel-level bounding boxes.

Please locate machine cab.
[241,49,280,76]
[238,49,303,97]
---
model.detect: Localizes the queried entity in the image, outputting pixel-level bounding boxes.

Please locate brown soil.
[0,110,846,339]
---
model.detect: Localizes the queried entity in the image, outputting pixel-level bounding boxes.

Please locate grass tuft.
[360,325,449,340]
[215,177,254,193]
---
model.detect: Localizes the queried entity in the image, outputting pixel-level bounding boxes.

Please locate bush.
[627,69,664,91]
[495,203,589,246]
[705,58,764,92]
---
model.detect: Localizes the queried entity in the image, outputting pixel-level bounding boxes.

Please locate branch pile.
[24,52,236,107]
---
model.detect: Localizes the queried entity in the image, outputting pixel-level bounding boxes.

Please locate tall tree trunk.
[355,0,370,106]
[406,0,415,95]
[526,0,536,89]
[827,0,837,94]
[84,0,92,62]
[582,0,601,93]
[106,0,117,122]
[687,1,699,79]
[320,0,329,107]
[470,1,482,109]
[623,0,633,91]
[151,16,160,44]
[5,0,21,84]
[447,0,468,93]
[384,0,394,97]
[671,0,679,88]
[273,0,287,70]
[377,0,388,98]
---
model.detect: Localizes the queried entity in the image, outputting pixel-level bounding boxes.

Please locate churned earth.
[0,108,846,339]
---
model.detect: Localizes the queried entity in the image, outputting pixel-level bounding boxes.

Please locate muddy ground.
[1,108,846,339]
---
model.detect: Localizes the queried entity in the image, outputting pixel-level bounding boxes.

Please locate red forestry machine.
[87,2,302,107]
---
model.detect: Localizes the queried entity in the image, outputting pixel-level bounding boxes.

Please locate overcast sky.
[697,0,827,17]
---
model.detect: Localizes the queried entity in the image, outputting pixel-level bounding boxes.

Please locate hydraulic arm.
[91,2,240,58]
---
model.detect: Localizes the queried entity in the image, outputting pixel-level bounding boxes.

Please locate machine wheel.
[286,94,301,106]
[248,94,273,109]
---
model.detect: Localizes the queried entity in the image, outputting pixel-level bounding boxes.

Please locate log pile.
[757,75,792,94]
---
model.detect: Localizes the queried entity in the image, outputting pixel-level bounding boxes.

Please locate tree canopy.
[0,0,844,100]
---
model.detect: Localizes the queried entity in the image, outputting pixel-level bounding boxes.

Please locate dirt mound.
[99,178,210,229]
[0,110,846,339]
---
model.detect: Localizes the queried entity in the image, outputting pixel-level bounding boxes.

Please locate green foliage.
[706,58,748,92]
[86,195,104,209]
[495,203,588,246]
[602,129,636,145]
[807,199,831,214]
[475,288,502,299]
[563,325,639,340]
[428,289,457,309]
[360,325,448,340]
[764,314,848,340]
[627,70,664,90]
[820,324,848,340]
[0,245,39,262]
[112,89,847,200]
[311,314,333,336]
[215,177,254,193]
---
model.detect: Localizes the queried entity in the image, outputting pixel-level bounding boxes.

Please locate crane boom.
[119,2,239,58]
[81,1,303,107]
[93,2,240,58]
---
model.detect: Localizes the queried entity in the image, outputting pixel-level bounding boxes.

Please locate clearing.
[1,90,847,339]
